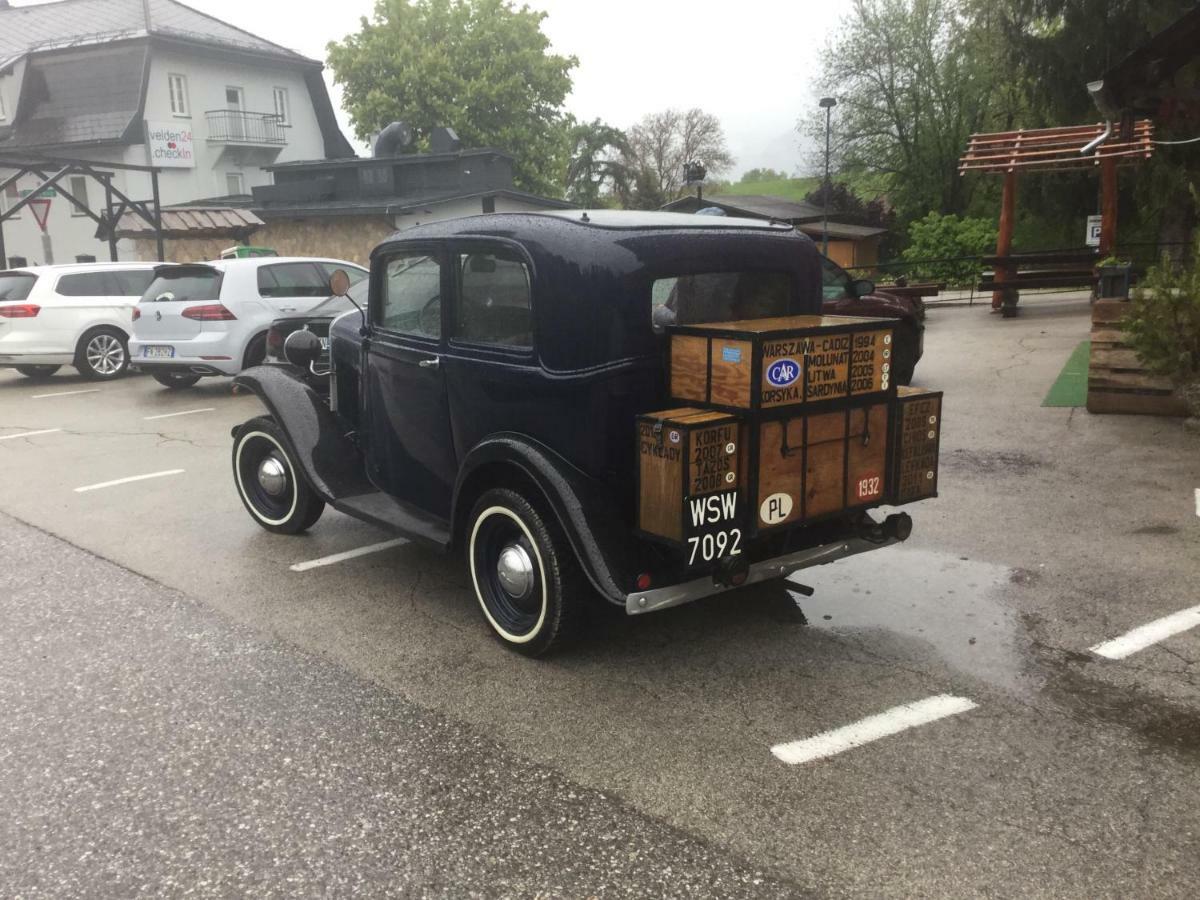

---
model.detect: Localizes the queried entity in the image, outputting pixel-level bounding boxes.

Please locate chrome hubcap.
[87,334,124,375]
[256,455,288,496]
[496,543,534,600]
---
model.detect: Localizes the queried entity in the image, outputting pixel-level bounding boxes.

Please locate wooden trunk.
[637,408,742,543]
[754,403,890,531]
[889,386,942,504]
[669,315,895,413]
[1087,299,1188,417]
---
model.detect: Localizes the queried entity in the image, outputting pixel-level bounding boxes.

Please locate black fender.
[232,365,374,501]
[452,434,636,605]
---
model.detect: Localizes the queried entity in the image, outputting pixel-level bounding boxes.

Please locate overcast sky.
[22,0,855,178]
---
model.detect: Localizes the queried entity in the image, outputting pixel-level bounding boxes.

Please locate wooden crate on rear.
[669,315,895,413]
[1087,299,1188,417]
[637,408,742,543]
[889,386,942,504]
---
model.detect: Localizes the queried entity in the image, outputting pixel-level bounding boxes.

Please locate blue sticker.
[721,346,742,363]
[766,358,801,388]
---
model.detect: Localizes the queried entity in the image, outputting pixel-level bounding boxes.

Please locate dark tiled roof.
[795,221,888,239]
[0,0,308,65]
[0,45,147,149]
[705,194,828,221]
[115,205,264,238]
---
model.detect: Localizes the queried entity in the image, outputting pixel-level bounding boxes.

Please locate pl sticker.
[759,492,793,525]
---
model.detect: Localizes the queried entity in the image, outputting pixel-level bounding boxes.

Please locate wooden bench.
[978,252,1100,316]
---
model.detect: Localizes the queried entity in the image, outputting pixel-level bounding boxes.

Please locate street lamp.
[819,96,837,255]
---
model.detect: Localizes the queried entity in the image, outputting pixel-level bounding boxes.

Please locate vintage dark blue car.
[230,211,937,655]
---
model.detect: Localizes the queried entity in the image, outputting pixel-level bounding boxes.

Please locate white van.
[0,263,159,380]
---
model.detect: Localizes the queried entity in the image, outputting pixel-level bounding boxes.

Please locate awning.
[114,206,264,239]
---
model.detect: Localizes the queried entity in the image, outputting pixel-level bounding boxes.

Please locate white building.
[0,0,352,266]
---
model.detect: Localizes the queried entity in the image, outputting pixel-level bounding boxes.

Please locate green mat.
[1042,340,1090,407]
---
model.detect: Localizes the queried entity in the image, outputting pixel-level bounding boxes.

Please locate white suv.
[0,262,159,380]
[130,257,367,388]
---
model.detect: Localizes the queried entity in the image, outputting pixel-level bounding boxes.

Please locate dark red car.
[819,258,924,384]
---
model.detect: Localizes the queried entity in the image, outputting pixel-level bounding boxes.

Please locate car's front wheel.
[467,487,584,656]
[152,371,201,389]
[15,365,60,379]
[232,416,325,534]
[75,328,128,380]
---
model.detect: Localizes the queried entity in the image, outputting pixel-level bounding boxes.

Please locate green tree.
[901,212,997,284]
[563,119,634,208]
[805,0,991,222]
[327,0,577,196]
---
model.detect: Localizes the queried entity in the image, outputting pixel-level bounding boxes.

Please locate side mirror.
[283,329,323,369]
[328,269,351,297]
[851,279,876,298]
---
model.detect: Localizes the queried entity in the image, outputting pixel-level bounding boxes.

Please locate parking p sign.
[1086,214,1102,247]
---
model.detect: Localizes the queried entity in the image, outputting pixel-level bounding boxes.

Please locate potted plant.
[1096,254,1133,299]
[1125,249,1200,431]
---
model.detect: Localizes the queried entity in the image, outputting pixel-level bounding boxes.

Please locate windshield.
[141,270,222,304]
[0,272,37,301]
[651,271,792,333]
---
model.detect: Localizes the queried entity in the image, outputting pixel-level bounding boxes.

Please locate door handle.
[418,357,440,368]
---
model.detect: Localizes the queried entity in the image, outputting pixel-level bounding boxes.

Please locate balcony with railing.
[205,110,287,147]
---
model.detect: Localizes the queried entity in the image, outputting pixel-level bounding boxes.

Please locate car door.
[362,246,457,519]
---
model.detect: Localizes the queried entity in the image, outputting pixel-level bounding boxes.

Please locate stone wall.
[131,215,395,265]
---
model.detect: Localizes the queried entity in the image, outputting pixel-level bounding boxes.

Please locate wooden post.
[1099,156,1117,257]
[992,170,1016,310]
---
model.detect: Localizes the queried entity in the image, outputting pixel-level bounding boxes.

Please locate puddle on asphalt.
[783,545,1028,692]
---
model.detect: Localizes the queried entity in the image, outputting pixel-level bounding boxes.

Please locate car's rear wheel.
[890,322,920,386]
[15,365,60,379]
[152,371,201,389]
[467,487,584,656]
[232,415,324,534]
[75,328,128,380]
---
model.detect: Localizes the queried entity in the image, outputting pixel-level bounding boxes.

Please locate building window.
[272,87,290,126]
[168,73,190,117]
[225,172,245,196]
[69,175,90,217]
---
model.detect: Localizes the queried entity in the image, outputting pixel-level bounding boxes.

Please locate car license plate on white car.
[143,345,175,359]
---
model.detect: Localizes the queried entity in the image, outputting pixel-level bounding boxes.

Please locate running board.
[331,492,452,552]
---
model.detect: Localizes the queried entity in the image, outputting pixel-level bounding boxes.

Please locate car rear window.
[0,272,36,301]
[257,262,329,298]
[141,269,223,303]
[651,271,793,333]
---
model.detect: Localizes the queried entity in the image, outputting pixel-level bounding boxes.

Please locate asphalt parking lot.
[2,295,1199,897]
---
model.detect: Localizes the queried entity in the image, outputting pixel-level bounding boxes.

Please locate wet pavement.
[1,294,1198,896]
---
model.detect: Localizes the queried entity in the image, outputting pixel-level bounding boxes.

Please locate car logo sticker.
[765,358,801,388]
[668,430,681,444]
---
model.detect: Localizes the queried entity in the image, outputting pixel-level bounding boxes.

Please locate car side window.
[257,262,329,299]
[380,252,442,338]
[318,262,368,287]
[55,272,112,297]
[821,259,854,301]
[455,249,532,348]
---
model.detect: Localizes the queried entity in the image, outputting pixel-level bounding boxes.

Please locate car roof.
[0,262,159,276]
[150,257,365,274]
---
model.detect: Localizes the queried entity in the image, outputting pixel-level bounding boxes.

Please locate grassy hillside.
[716,177,821,202]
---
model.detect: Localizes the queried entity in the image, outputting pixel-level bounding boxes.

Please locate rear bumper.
[625,513,912,615]
[130,334,241,375]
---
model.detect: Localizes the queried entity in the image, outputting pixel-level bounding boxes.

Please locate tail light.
[181,303,237,321]
[132,307,141,321]
[0,304,40,318]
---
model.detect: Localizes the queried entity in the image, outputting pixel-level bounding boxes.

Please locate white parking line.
[771,695,979,765]
[32,388,100,399]
[1089,605,1200,660]
[289,538,408,572]
[74,469,185,493]
[0,428,62,442]
[143,408,215,421]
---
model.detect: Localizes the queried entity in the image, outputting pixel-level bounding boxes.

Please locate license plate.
[684,489,743,567]
[143,345,174,359]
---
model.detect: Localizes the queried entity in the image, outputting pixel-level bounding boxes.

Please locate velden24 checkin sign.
[146,122,195,168]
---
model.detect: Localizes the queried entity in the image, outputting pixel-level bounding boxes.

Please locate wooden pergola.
[958,120,1154,311]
